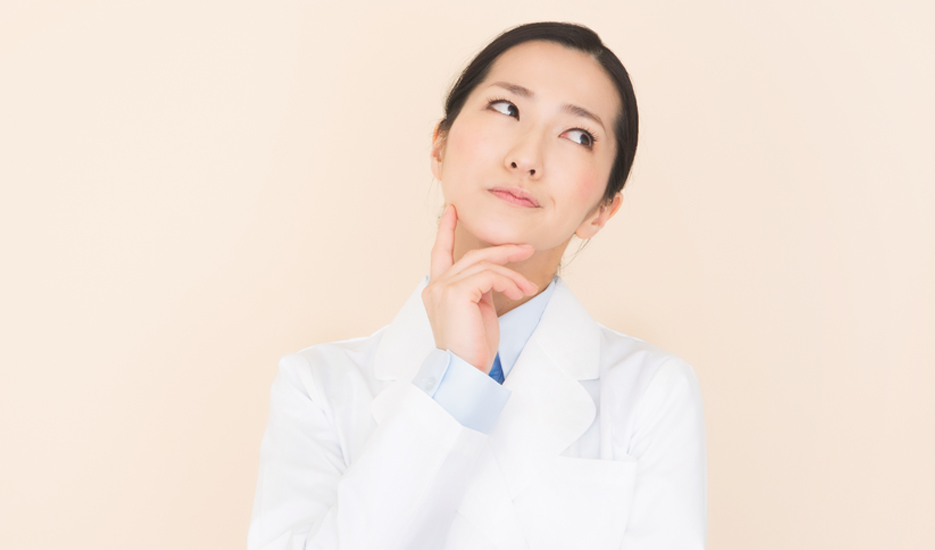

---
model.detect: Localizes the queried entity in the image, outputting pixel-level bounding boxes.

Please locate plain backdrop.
[1,1,933,548]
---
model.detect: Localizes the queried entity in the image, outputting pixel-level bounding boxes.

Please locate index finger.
[430,204,457,280]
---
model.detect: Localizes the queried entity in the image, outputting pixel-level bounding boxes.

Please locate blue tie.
[489,353,504,384]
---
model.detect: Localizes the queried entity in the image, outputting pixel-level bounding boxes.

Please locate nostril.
[511,162,518,168]
[529,169,536,176]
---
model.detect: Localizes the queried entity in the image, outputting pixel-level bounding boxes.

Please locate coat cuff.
[413,349,512,434]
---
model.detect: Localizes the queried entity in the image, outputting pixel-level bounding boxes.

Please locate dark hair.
[438,22,639,204]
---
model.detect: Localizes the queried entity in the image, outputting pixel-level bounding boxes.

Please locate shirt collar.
[497,277,557,379]
[373,275,601,383]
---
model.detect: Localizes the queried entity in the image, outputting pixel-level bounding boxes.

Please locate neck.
[452,222,569,316]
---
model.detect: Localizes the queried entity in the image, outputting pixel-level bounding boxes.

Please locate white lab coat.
[248,277,706,550]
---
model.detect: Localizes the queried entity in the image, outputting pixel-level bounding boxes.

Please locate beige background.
[1,1,932,548]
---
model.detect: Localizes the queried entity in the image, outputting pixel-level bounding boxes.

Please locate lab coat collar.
[372,275,438,383]
[372,275,601,383]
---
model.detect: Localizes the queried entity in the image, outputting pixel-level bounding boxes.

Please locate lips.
[488,187,541,208]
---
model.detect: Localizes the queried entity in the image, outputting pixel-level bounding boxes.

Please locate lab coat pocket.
[512,454,638,550]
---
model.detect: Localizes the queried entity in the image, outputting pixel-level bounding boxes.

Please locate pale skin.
[422,41,624,374]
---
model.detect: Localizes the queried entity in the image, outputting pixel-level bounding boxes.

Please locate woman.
[248,22,706,550]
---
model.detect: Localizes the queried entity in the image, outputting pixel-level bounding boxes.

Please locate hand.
[421,205,539,372]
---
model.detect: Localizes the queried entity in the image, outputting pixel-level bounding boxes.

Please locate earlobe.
[575,194,623,239]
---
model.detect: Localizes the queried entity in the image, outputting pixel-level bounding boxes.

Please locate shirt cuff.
[413,349,512,434]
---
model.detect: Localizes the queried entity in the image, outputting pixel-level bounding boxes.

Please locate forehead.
[481,40,621,127]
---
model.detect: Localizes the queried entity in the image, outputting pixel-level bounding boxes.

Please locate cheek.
[576,173,600,200]
[548,147,608,208]
[443,119,497,173]
[566,164,604,205]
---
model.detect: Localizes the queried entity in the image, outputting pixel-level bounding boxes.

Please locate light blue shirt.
[414,278,557,433]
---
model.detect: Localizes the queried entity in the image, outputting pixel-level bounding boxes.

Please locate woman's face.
[432,40,622,252]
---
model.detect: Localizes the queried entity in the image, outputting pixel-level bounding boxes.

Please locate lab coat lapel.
[456,279,602,548]
[486,277,600,496]
[372,277,435,383]
[370,277,435,423]
[368,277,603,549]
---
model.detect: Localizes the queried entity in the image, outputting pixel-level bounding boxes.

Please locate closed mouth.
[488,187,541,208]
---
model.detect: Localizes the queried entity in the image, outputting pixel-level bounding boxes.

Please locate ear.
[575,194,623,239]
[430,123,446,180]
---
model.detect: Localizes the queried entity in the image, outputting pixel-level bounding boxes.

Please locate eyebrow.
[561,104,605,131]
[487,81,606,131]
[489,81,534,98]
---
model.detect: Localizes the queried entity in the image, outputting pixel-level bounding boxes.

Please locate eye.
[563,129,595,149]
[489,99,519,119]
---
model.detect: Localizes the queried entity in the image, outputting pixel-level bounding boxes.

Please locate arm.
[248,352,488,550]
[621,359,707,550]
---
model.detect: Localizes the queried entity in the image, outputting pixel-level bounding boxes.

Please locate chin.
[465,215,544,249]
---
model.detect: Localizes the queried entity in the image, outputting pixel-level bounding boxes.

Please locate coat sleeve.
[621,358,707,550]
[247,352,488,550]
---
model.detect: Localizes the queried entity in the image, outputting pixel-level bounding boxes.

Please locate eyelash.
[488,97,518,118]
[486,98,598,150]
[567,126,598,150]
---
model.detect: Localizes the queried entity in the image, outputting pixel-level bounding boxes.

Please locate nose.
[505,131,543,179]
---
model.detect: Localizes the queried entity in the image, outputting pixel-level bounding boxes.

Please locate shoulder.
[274,328,389,405]
[597,324,698,385]
[595,325,704,441]
[547,278,702,410]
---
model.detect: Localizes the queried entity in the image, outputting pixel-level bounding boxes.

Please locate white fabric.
[248,277,707,550]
